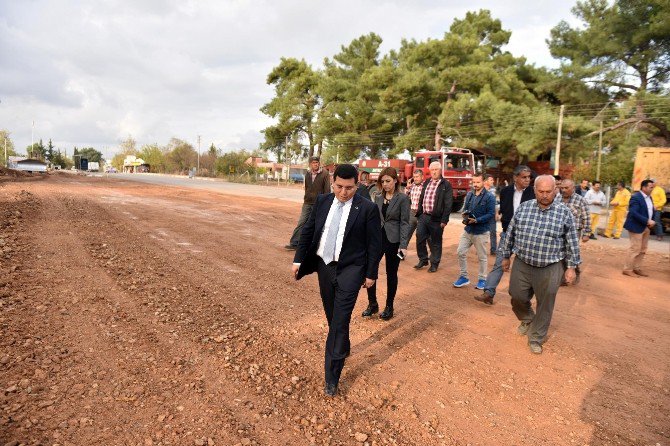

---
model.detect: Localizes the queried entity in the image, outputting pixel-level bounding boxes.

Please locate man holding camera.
[453,173,496,288]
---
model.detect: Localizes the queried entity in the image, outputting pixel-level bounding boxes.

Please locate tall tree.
[548,0,670,139]
[78,147,103,163]
[261,58,321,158]
[0,130,18,161]
[318,33,397,161]
[138,143,166,173]
[165,138,197,174]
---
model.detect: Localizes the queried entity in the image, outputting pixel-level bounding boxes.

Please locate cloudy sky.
[0,0,580,158]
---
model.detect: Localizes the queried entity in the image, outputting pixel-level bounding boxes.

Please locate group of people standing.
[287,157,661,397]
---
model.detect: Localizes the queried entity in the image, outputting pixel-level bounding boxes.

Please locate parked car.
[289,168,306,183]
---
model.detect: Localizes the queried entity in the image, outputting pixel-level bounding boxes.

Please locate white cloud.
[0,0,579,157]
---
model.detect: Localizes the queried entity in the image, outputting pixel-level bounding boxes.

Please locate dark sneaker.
[517,321,531,335]
[529,342,542,354]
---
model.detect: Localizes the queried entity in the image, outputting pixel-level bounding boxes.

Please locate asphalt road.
[94,172,669,254]
[98,172,305,203]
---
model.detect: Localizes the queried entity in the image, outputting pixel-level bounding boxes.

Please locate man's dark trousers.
[316,260,360,385]
[288,204,313,247]
[509,259,564,344]
[416,214,444,266]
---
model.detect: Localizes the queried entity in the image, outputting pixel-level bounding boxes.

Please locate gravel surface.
[0,173,668,445]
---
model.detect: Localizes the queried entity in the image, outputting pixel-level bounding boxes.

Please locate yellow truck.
[632,147,669,232]
[632,147,670,190]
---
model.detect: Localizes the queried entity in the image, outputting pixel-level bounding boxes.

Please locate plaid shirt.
[501,200,581,268]
[422,179,440,214]
[554,193,591,237]
[406,182,424,211]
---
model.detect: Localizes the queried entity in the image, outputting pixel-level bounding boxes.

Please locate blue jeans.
[489,219,497,253]
[653,210,663,237]
[483,232,507,298]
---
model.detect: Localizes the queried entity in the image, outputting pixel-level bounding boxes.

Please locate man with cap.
[286,156,331,250]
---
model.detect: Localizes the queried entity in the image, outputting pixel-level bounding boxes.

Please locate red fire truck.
[358,147,475,209]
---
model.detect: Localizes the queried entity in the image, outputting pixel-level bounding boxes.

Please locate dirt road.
[1,174,668,446]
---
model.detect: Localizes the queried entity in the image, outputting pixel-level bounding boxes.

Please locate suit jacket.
[624,192,652,234]
[499,184,535,232]
[416,178,453,224]
[374,192,411,249]
[294,193,382,286]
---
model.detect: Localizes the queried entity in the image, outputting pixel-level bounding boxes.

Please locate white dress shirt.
[641,191,654,219]
[513,187,525,213]
[317,196,354,263]
[583,189,606,214]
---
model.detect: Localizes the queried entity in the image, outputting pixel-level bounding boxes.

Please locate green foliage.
[572,145,635,185]
[164,138,197,174]
[139,143,166,173]
[0,130,18,160]
[548,0,670,141]
[317,33,397,160]
[214,150,256,176]
[50,149,69,169]
[26,139,46,160]
[261,58,321,159]
[549,0,670,94]
[77,147,103,163]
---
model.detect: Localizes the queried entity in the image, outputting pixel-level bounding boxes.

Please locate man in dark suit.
[475,165,534,305]
[414,161,453,273]
[622,179,656,277]
[291,164,382,396]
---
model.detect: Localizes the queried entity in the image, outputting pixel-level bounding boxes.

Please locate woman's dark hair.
[333,164,359,182]
[377,167,400,192]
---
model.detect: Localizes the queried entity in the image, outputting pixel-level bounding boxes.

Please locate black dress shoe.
[413,260,428,269]
[362,304,379,317]
[379,307,394,320]
[324,382,338,397]
[428,264,438,273]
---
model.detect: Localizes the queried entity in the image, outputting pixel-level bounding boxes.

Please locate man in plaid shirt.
[414,161,453,272]
[405,169,425,244]
[556,179,590,284]
[501,175,581,355]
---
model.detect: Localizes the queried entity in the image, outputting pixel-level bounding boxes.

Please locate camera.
[462,211,475,225]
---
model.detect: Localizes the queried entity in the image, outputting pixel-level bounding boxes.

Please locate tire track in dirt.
[51,190,430,444]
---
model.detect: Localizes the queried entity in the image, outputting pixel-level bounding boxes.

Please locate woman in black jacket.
[362,167,411,320]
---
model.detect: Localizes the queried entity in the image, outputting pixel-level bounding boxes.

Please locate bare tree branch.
[586,117,670,140]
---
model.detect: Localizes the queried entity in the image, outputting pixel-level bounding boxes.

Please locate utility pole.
[197,135,201,175]
[31,120,34,158]
[596,120,604,181]
[285,135,290,184]
[553,105,565,176]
